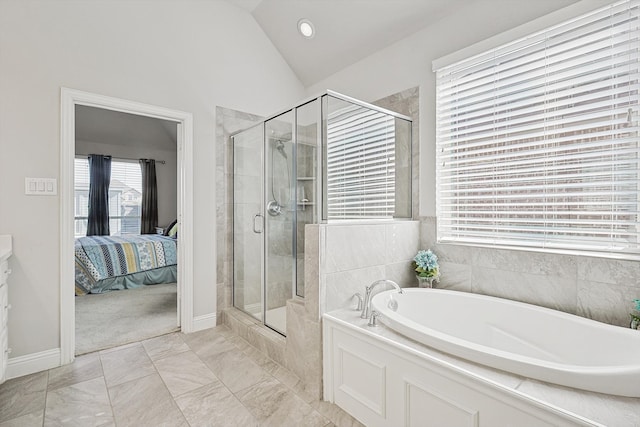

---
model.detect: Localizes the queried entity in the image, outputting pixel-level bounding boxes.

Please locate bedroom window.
[74,157,143,237]
[434,0,640,259]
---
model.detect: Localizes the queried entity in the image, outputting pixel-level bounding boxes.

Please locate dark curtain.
[139,159,158,234]
[86,154,111,236]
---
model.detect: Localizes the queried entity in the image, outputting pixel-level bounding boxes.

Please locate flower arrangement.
[630,299,640,330]
[413,249,439,278]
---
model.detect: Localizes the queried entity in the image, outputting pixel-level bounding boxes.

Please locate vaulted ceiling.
[230,0,466,86]
[226,0,580,87]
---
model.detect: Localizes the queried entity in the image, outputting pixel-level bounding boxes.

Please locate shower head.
[275,140,288,159]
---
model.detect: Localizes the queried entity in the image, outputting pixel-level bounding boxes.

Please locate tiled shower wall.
[420,217,640,327]
[372,87,420,221]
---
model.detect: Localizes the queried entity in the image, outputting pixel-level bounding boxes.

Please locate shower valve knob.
[267,201,283,216]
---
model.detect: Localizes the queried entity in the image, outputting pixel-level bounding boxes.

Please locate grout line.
[142,333,191,363]
[99,375,116,425]
[100,349,117,420]
[41,370,50,427]
[222,325,321,407]
[142,340,190,424]
[181,329,263,425]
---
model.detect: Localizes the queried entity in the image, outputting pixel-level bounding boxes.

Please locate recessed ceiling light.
[298,19,315,38]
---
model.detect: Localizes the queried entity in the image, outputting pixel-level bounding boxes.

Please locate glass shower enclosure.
[232,91,412,336]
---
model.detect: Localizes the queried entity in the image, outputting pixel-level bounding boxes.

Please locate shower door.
[233,125,264,323]
[233,111,294,336]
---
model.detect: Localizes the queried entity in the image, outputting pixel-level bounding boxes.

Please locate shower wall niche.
[232,91,412,336]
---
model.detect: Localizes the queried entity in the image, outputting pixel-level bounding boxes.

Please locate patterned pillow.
[168,222,178,238]
[164,219,177,236]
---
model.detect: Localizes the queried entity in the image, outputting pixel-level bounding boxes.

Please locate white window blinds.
[326,103,396,219]
[435,0,640,258]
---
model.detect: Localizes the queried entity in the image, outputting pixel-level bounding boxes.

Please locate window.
[74,157,142,237]
[435,0,640,258]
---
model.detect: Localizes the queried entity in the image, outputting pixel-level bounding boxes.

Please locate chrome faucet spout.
[360,279,403,319]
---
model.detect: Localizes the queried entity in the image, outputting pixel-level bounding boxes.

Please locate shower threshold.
[266,306,286,334]
[247,305,287,335]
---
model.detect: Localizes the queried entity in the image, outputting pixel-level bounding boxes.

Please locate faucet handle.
[368,310,381,327]
[352,293,364,311]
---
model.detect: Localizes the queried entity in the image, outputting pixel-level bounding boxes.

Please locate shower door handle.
[253,214,264,234]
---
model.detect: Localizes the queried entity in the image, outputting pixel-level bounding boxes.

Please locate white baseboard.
[192,313,217,332]
[7,348,61,380]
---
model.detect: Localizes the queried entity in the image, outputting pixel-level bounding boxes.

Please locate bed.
[75,234,177,295]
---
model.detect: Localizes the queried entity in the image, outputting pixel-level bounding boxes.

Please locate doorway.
[60,88,194,364]
[73,106,179,354]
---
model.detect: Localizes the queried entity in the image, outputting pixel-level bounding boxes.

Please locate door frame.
[59,88,194,364]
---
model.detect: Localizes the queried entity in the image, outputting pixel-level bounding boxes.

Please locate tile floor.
[0,325,363,427]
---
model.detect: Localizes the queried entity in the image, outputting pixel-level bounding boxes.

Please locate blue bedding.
[75,235,177,295]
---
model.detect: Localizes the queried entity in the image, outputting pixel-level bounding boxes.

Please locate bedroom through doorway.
[73,106,180,355]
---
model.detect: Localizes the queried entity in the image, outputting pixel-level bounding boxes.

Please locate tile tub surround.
[325,308,640,427]
[420,216,640,328]
[0,327,363,427]
[316,221,421,315]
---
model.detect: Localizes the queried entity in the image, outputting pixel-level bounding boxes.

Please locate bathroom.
[1,0,639,425]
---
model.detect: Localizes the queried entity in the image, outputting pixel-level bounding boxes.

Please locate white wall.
[305,0,589,217]
[76,140,178,228]
[0,0,304,358]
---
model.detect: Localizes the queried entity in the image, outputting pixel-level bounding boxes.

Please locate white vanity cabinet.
[0,235,12,385]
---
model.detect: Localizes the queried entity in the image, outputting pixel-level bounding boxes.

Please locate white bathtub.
[371,288,640,397]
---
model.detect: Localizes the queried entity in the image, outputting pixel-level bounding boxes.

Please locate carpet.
[75,283,179,355]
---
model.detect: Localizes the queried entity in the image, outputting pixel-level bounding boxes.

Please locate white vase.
[417,275,437,288]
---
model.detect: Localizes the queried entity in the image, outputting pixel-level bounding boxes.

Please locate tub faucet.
[361,279,403,319]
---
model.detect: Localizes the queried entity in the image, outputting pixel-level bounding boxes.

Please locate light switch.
[45,178,57,195]
[25,178,57,196]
